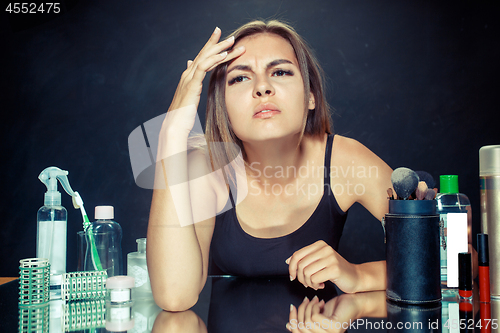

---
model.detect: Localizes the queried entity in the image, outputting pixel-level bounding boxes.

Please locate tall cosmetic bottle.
[479,145,500,297]
[435,175,470,294]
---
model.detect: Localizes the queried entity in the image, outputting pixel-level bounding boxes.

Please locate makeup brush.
[424,188,436,200]
[415,181,428,200]
[387,188,394,200]
[391,167,420,200]
[415,171,436,189]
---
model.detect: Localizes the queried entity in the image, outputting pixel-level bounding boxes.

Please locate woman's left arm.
[350,139,393,292]
[350,138,393,222]
[287,136,393,293]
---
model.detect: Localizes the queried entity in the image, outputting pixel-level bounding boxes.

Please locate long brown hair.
[205,20,332,172]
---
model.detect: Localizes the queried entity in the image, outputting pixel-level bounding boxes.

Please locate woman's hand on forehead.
[168,27,245,113]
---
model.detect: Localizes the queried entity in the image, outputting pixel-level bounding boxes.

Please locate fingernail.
[285,257,291,265]
[304,296,309,302]
[286,323,291,331]
[290,304,294,312]
[219,51,228,58]
[225,36,234,42]
[289,275,294,281]
[213,26,220,34]
[313,295,318,301]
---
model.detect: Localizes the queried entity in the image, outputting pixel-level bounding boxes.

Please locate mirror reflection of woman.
[150,288,387,333]
[148,20,393,312]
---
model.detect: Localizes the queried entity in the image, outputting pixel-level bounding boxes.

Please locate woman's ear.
[308,92,316,110]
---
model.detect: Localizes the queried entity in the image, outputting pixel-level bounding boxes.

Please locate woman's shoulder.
[332,135,378,165]
[331,134,392,176]
[331,134,393,220]
[303,133,374,169]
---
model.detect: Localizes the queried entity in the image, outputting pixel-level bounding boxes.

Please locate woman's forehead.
[231,33,298,67]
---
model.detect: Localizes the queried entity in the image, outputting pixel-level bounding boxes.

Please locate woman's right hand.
[168,26,245,113]
[158,27,245,154]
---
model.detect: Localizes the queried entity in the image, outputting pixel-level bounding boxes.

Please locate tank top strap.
[324,134,334,189]
[225,166,237,208]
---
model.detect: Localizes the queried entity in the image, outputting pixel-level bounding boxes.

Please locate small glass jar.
[127,238,153,300]
[106,276,135,305]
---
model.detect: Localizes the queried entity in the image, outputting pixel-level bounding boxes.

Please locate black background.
[0,0,498,277]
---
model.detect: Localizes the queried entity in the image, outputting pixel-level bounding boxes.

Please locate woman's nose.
[256,89,271,96]
[253,77,274,98]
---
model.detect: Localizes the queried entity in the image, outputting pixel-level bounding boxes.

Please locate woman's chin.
[236,129,302,143]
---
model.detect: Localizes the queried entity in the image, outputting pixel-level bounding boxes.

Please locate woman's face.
[225,33,314,143]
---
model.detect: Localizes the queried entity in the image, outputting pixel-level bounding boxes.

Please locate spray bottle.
[37,166,78,299]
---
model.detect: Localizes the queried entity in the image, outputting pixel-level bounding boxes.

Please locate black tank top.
[210,134,348,276]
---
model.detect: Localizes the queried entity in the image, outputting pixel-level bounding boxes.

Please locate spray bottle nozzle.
[39,166,77,206]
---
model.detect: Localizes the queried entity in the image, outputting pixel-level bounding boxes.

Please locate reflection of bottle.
[435,175,470,292]
[127,238,152,300]
[479,145,500,297]
[85,206,122,277]
[131,299,161,333]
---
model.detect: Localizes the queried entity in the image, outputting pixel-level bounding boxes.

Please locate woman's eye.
[272,69,293,77]
[228,76,248,85]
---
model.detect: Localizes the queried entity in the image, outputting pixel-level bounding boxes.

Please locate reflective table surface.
[1,276,498,332]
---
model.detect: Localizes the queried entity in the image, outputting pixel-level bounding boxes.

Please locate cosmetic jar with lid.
[106,275,134,305]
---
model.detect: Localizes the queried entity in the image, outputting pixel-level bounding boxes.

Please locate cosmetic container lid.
[388,199,436,215]
[106,276,135,289]
[458,252,472,291]
[439,175,459,194]
[477,234,489,265]
[136,238,146,253]
[95,206,114,219]
[479,145,500,176]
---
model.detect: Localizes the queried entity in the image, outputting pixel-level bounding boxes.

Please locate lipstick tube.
[478,234,491,303]
[459,252,473,300]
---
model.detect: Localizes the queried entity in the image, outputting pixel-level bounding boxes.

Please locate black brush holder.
[385,200,441,305]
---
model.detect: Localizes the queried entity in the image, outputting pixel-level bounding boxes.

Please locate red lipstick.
[478,234,491,302]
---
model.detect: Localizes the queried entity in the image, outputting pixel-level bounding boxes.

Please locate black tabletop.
[1,277,498,333]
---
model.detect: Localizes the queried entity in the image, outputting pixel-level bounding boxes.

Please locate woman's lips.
[253,103,281,118]
[253,109,281,118]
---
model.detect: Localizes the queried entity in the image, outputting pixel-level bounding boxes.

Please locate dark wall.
[1,0,498,276]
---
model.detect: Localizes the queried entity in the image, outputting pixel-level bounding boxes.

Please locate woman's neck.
[242,133,308,185]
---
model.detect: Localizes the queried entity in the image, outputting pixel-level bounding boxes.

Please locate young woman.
[147,20,393,312]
